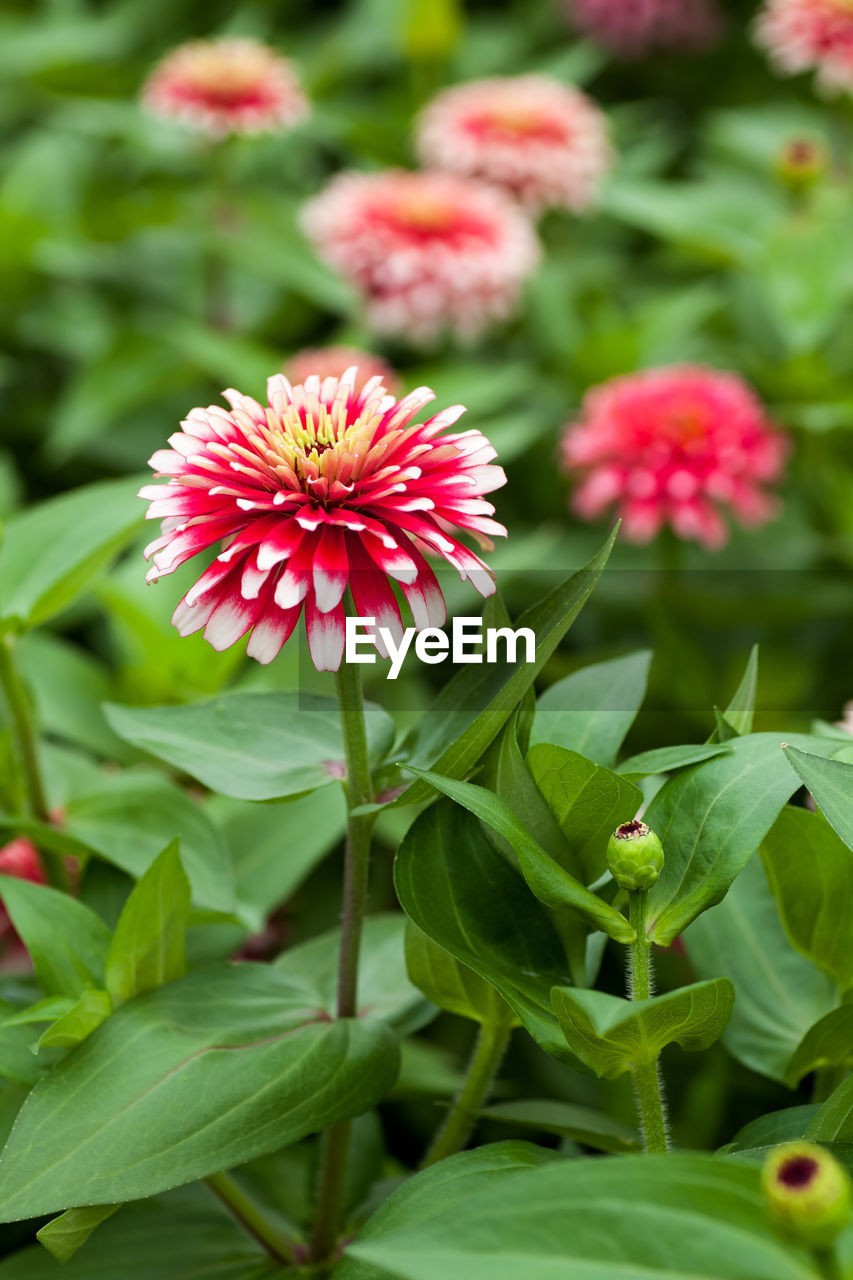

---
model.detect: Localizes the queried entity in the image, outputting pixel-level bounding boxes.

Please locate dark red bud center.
[616,820,648,840]
[778,1156,820,1189]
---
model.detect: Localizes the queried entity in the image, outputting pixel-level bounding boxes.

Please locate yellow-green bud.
[762,1141,852,1248]
[606,821,664,891]
[775,137,827,193]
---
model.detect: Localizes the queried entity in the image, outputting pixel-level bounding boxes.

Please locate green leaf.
[530,650,652,767]
[405,923,514,1026]
[394,530,618,810]
[0,477,143,631]
[618,743,733,778]
[807,1075,853,1143]
[481,1099,641,1154]
[394,801,575,1063]
[104,693,394,802]
[762,805,853,990]
[724,1106,818,1157]
[37,989,112,1050]
[401,767,634,943]
[783,746,853,852]
[105,841,190,1007]
[527,744,643,886]
[686,854,836,1083]
[0,876,111,998]
[1,997,74,1027]
[0,964,398,1220]
[716,645,760,739]
[348,1152,815,1280]
[786,1006,853,1088]
[336,1143,554,1280]
[274,913,432,1034]
[644,733,839,946]
[36,1205,121,1264]
[551,981,734,1079]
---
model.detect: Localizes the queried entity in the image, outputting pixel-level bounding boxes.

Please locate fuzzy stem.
[628,891,669,1154]
[308,659,375,1265]
[0,637,69,891]
[206,1173,296,1267]
[422,1017,512,1169]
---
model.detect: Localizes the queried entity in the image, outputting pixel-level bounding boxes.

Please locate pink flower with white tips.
[301,169,540,344]
[142,37,308,138]
[755,0,853,93]
[561,366,788,550]
[563,0,722,56]
[141,370,506,671]
[416,76,611,214]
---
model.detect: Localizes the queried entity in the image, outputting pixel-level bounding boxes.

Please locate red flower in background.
[756,0,853,92]
[0,839,47,943]
[301,169,540,344]
[562,0,722,56]
[416,76,611,214]
[142,369,506,671]
[561,366,788,549]
[142,37,308,138]
[284,347,400,397]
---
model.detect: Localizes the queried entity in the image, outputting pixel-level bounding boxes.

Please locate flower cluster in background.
[561,0,723,56]
[755,0,853,93]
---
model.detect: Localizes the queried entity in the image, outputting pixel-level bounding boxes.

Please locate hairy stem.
[309,659,375,1265]
[206,1172,296,1267]
[628,891,669,1154]
[422,1016,512,1169]
[0,637,69,891]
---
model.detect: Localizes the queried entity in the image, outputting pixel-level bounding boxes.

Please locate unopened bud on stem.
[607,820,664,892]
[762,1141,852,1248]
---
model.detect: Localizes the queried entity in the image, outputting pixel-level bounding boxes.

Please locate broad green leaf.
[348,1153,815,1280]
[686,854,836,1083]
[786,1006,853,1088]
[37,1204,121,1263]
[481,1099,641,1154]
[405,923,514,1026]
[644,733,839,946]
[0,1000,64,1085]
[37,989,112,1050]
[0,964,399,1220]
[274,913,432,1034]
[619,743,733,779]
[105,841,190,1007]
[16,633,128,762]
[401,767,634,943]
[762,806,853,990]
[105,693,394,802]
[394,530,618,809]
[807,1075,853,1143]
[0,1184,271,1279]
[527,744,642,885]
[724,1106,818,1157]
[64,771,234,914]
[711,645,759,740]
[336,1143,554,1280]
[0,876,110,998]
[0,477,143,631]
[394,801,575,1063]
[530,650,652,767]
[784,746,853,852]
[551,981,734,1079]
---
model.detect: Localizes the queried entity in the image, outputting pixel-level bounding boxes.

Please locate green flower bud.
[775,137,827,193]
[762,1141,852,1248]
[606,820,664,891]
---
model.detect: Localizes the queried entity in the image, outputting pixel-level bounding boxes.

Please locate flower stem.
[206,1172,296,1267]
[308,659,375,1266]
[813,1246,844,1280]
[421,1016,512,1169]
[628,890,669,1154]
[0,637,69,892]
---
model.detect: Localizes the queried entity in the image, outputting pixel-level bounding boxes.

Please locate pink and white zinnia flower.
[142,370,506,671]
[142,37,308,138]
[302,170,540,344]
[561,366,788,549]
[563,0,722,56]
[416,76,611,214]
[755,0,853,93]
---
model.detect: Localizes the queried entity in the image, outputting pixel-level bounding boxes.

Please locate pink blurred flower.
[0,839,47,942]
[415,75,611,214]
[142,369,506,671]
[836,701,853,734]
[302,169,540,344]
[561,366,788,549]
[142,37,308,138]
[755,0,853,93]
[563,0,722,56]
[285,346,400,396]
